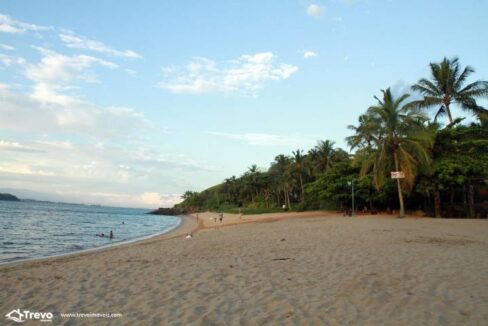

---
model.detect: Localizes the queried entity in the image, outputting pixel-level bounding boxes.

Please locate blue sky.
[0,0,487,208]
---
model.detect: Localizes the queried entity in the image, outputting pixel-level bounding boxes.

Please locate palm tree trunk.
[434,187,441,218]
[393,150,405,218]
[446,104,453,124]
[468,183,475,218]
[299,174,305,203]
[282,188,286,207]
[285,184,292,210]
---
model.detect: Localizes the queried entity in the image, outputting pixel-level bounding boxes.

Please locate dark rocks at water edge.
[0,193,20,201]
[148,207,188,215]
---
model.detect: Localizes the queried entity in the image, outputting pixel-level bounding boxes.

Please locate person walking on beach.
[219,212,224,223]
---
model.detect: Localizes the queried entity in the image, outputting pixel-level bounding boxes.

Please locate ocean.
[0,200,180,264]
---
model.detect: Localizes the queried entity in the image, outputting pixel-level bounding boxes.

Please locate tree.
[346,113,379,150]
[269,154,293,209]
[416,124,488,218]
[358,88,433,217]
[292,149,306,202]
[308,140,338,177]
[411,57,488,124]
[242,165,256,202]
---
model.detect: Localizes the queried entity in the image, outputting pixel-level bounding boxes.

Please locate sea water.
[0,200,180,264]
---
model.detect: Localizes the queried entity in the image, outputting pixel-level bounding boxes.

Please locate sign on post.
[391,171,405,179]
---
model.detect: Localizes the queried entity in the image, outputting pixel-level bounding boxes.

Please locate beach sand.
[1,212,487,325]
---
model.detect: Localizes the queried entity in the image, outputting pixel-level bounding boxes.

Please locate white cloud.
[0,54,12,66]
[0,43,15,51]
[125,68,136,76]
[0,13,49,33]
[307,4,324,18]
[0,163,55,176]
[160,52,298,95]
[0,138,205,208]
[0,53,27,67]
[207,132,313,147]
[59,32,142,59]
[140,192,182,207]
[0,140,44,153]
[303,50,317,59]
[26,47,118,105]
[0,86,148,139]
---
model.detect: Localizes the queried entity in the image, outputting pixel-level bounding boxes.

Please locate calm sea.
[0,200,180,264]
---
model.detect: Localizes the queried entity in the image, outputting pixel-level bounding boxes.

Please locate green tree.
[292,149,306,202]
[346,114,379,150]
[269,154,293,209]
[416,124,488,218]
[411,57,488,123]
[358,88,433,217]
[308,140,337,177]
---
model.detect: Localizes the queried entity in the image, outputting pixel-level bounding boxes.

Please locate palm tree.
[308,140,336,176]
[411,57,488,123]
[346,113,379,150]
[359,88,432,217]
[269,154,293,209]
[292,149,306,202]
[245,165,260,202]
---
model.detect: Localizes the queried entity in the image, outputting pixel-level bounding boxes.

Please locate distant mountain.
[0,193,20,201]
[0,188,70,202]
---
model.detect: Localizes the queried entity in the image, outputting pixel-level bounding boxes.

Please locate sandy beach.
[1,212,487,325]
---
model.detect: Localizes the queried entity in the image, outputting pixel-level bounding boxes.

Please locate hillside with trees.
[174,57,488,218]
[0,193,20,201]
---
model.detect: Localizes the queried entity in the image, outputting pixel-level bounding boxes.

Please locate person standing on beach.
[219,212,223,223]
[109,230,114,239]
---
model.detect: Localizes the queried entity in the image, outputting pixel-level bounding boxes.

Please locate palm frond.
[454,65,475,91]
[433,106,446,122]
[412,79,441,96]
[457,80,488,97]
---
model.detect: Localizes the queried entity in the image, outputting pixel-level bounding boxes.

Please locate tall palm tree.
[269,154,293,209]
[346,113,379,150]
[308,140,336,176]
[244,165,260,202]
[292,149,306,202]
[411,57,488,123]
[360,88,432,217]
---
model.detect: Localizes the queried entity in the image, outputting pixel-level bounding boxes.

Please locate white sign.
[391,171,405,179]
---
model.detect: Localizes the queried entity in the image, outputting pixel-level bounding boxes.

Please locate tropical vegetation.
[174,57,488,218]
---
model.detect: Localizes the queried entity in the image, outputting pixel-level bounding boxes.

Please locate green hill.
[0,193,20,201]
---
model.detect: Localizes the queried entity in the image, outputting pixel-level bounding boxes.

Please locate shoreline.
[0,211,479,269]
[0,214,196,268]
[0,211,343,270]
[1,212,487,324]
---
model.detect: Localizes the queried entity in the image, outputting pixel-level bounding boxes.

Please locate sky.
[0,0,487,208]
